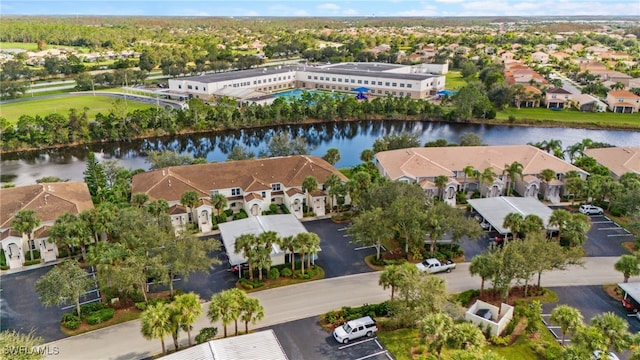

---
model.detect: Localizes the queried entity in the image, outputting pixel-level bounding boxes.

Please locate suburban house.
[531,51,550,64]
[606,90,640,113]
[0,182,94,269]
[130,155,348,233]
[374,145,588,206]
[545,87,573,109]
[513,85,542,108]
[584,147,640,180]
[573,94,607,112]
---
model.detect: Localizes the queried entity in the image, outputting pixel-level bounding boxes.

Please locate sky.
[1,0,638,17]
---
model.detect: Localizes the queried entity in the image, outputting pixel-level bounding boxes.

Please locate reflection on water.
[2,120,640,186]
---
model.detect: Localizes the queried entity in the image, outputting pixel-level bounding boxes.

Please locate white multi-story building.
[167,62,445,103]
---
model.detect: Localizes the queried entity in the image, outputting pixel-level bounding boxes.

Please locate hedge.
[61,313,81,330]
[86,308,115,325]
[73,301,106,317]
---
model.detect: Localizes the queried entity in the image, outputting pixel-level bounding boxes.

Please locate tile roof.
[375,145,586,181]
[0,182,94,229]
[131,155,347,202]
[546,87,572,94]
[584,147,640,177]
[608,90,640,99]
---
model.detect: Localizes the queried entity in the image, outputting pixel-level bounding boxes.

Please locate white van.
[332,316,378,344]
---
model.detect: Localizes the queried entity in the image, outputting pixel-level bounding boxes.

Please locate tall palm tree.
[480,168,497,197]
[141,302,172,354]
[434,175,449,201]
[210,193,228,217]
[131,192,149,208]
[591,312,631,353]
[12,209,40,262]
[279,235,297,272]
[173,292,202,346]
[240,297,265,334]
[462,165,476,193]
[523,214,545,237]
[302,176,318,213]
[451,322,486,351]
[469,255,493,296]
[548,209,571,241]
[550,305,584,346]
[503,161,524,196]
[378,263,417,301]
[180,190,200,226]
[234,234,258,280]
[208,290,240,338]
[306,232,321,270]
[323,173,342,212]
[421,312,454,360]
[539,168,556,199]
[614,255,640,283]
[503,212,524,240]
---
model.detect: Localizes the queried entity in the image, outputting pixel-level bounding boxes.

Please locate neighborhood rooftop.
[584,146,640,178]
[467,197,556,235]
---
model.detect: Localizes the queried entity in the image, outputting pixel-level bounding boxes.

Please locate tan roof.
[168,204,187,215]
[585,147,640,177]
[376,145,586,181]
[608,90,640,99]
[285,188,304,197]
[0,182,94,229]
[132,155,347,202]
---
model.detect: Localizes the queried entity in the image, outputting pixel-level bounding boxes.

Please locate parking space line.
[374,339,383,350]
[338,227,348,231]
[338,337,376,349]
[591,221,613,224]
[598,227,622,230]
[608,234,634,237]
[354,350,389,360]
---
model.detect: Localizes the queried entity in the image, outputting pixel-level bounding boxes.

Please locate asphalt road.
[42,257,624,360]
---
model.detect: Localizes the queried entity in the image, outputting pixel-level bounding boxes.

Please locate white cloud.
[394,5,438,16]
[434,0,465,3]
[317,3,341,11]
[266,5,309,16]
[343,8,359,15]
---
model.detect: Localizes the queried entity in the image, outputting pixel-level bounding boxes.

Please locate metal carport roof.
[467,197,555,235]
[218,214,309,266]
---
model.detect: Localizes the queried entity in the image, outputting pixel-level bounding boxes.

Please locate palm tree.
[323,173,342,212]
[378,263,417,301]
[480,168,497,197]
[421,312,454,360]
[240,296,264,334]
[234,234,258,280]
[360,149,374,163]
[550,304,584,346]
[141,302,172,354]
[540,168,556,199]
[523,214,545,237]
[208,290,240,338]
[591,312,631,353]
[322,148,341,165]
[279,235,297,272]
[549,209,571,241]
[615,255,640,283]
[462,165,476,193]
[564,213,590,247]
[503,212,524,240]
[306,232,321,270]
[12,209,40,262]
[294,233,311,275]
[181,190,200,226]
[131,192,149,208]
[302,176,318,213]
[469,255,493,296]
[503,161,524,196]
[173,292,202,346]
[434,175,449,201]
[451,322,486,351]
[210,193,228,216]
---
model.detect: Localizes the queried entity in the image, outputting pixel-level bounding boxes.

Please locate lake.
[2,120,640,186]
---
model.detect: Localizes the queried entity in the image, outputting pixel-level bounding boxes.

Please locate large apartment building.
[168,62,445,104]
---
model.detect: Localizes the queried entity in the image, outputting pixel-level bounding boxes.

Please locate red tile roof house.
[606,90,640,113]
[131,155,348,233]
[0,182,94,269]
[545,87,574,109]
[374,145,587,206]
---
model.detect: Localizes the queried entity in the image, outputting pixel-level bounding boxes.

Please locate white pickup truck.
[416,258,456,274]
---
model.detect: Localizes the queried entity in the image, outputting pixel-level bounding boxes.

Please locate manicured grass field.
[1,96,154,124]
[496,108,640,129]
[445,71,467,91]
[0,42,39,51]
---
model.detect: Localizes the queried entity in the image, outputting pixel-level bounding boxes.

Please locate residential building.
[0,182,94,269]
[545,87,573,109]
[374,145,588,206]
[130,155,348,233]
[531,51,550,64]
[606,90,640,113]
[584,147,640,180]
[514,85,542,108]
[573,94,607,112]
[167,62,446,104]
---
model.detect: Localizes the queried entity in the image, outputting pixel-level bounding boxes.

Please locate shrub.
[456,192,468,204]
[490,335,509,346]
[135,302,147,311]
[269,203,279,213]
[73,302,106,317]
[455,289,480,307]
[280,204,290,214]
[24,260,41,266]
[224,209,234,217]
[195,327,218,344]
[281,267,293,277]
[269,267,280,280]
[25,250,41,261]
[0,265,8,270]
[217,214,227,224]
[235,209,248,220]
[508,115,516,122]
[0,249,6,267]
[86,308,115,325]
[61,313,81,330]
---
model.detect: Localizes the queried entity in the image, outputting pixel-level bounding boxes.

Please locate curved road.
[44,257,622,360]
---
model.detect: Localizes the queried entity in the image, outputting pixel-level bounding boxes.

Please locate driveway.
[583,214,633,257]
[0,266,67,342]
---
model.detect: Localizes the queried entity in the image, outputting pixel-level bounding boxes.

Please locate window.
[195,86,199,90]
[332,78,336,81]
[399,92,404,96]
[231,188,241,196]
[351,79,355,83]
[210,190,219,196]
[400,83,405,88]
[314,76,318,80]
[187,85,193,89]
[178,85,182,89]
[262,191,266,198]
[272,183,281,191]
[378,90,382,94]
[392,83,397,87]
[378,81,382,85]
[308,76,311,79]
[357,80,362,84]
[364,80,369,84]
[203,87,206,91]
[338,78,342,82]
[253,80,257,84]
[385,82,390,86]
[407,84,412,88]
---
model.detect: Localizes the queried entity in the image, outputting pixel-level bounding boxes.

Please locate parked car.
[228,263,250,273]
[579,204,604,215]
[333,316,378,344]
[416,258,456,274]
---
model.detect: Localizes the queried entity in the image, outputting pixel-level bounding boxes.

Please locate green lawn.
[445,71,467,91]
[0,42,39,51]
[496,108,640,129]
[1,96,154,124]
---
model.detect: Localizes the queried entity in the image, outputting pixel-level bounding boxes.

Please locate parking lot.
[584,214,634,257]
[266,316,393,360]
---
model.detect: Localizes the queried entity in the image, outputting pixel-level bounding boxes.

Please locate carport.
[619,282,640,312]
[467,197,555,235]
[218,214,313,269]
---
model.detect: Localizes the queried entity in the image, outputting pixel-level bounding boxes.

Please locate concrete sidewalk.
[44,256,622,360]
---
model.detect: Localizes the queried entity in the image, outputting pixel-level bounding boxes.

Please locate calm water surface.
[2,120,639,186]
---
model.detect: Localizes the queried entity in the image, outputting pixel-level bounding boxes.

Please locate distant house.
[584,147,640,180]
[0,182,94,269]
[606,90,640,113]
[573,94,606,112]
[531,51,550,64]
[131,155,348,233]
[545,87,573,109]
[514,85,542,108]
